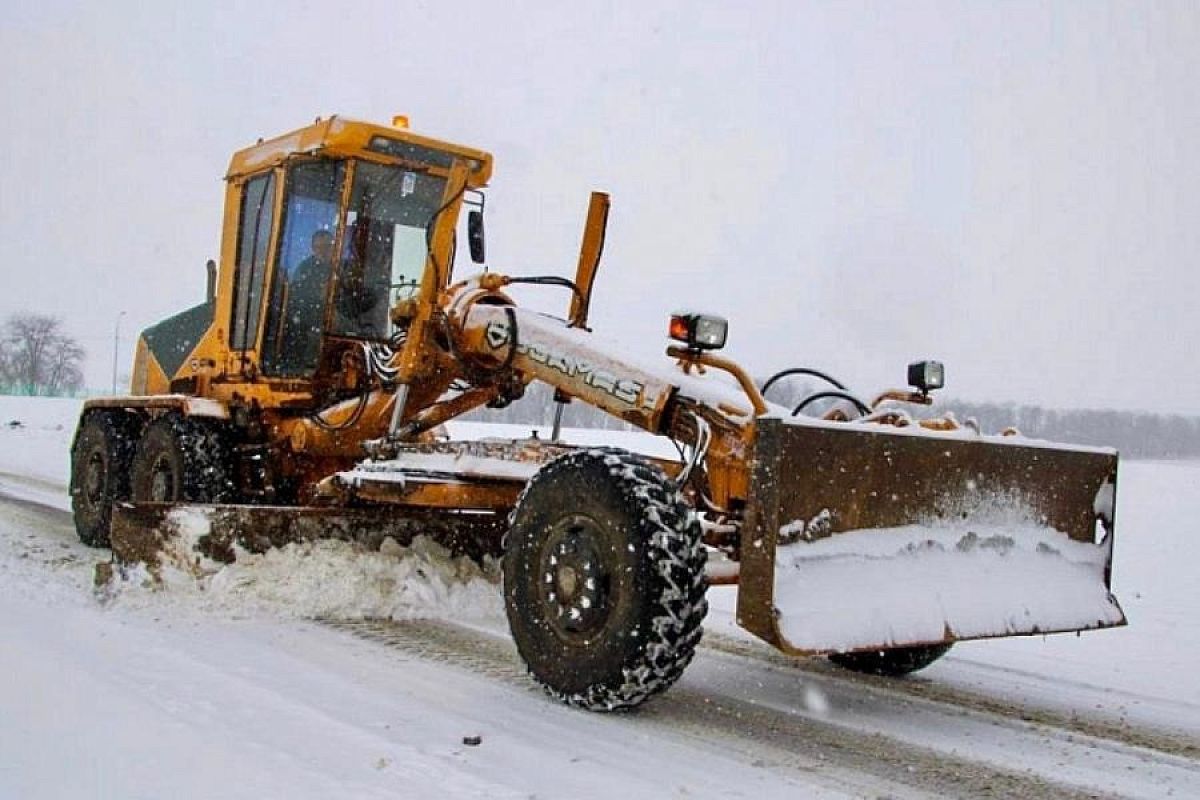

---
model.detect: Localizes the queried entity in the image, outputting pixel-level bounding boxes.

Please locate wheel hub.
[540,517,611,639]
[149,456,175,502]
[555,564,581,600]
[84,451,105,503]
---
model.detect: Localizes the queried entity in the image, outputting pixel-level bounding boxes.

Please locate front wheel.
[503,448,708,711]
[828,643,953,677]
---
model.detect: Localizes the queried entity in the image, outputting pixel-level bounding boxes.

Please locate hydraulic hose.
[792,390,872,417]
[761,367,848,397]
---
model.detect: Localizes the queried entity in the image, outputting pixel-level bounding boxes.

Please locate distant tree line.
[466,375,1200,460]
[926,400,1200,460]
[0,313,86,396]
[464,381,637,432]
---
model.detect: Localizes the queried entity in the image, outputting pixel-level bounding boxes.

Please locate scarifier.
[71,116,1124,709]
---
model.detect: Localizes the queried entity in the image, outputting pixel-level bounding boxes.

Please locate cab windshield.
[262,159,447,377]
[332,161,447,340]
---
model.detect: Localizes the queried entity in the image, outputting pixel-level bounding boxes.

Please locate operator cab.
[220,116,493,384]
[257,158,447,376]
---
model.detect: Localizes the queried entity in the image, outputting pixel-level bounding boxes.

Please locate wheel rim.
[83,450,106,504]
[148,454,177,501]
[538,515,613,641]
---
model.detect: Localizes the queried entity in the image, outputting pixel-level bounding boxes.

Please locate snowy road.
[2,487,1198,799]
[1,397,1199,798]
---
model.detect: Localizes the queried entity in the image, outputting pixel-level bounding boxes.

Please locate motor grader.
[70,115,1125,710]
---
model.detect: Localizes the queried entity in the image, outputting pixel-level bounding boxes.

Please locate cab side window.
[230,172,277,350]
[261,161,345,376]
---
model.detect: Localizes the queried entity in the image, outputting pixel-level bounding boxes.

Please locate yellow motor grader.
[70,116,1125,710]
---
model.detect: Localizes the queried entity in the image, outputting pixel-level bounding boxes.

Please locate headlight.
[669,313,728,351]
[907,360,945,393]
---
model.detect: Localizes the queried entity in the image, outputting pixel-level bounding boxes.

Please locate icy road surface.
[1,396,1198,798]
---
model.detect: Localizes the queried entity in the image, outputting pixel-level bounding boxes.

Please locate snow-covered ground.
[1,395,1198,799]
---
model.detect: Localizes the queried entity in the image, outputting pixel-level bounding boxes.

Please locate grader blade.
[109,501,506,572]
[737,417,1125,655]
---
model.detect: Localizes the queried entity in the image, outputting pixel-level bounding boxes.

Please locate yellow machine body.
[71,116,1124,709]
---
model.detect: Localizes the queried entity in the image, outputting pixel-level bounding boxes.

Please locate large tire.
[70,411,139,547]
[828,643,953,677]
[503,448,708,711]
[130,415,234,503]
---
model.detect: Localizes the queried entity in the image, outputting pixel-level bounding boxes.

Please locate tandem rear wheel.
[828,643,953,676]
[71,411,236,548]
[70,411,140,547]
[130,415,234,504]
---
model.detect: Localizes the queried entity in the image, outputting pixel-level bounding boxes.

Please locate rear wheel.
[828,643,953,676]
[130,415,234,503]
[70,411,139,547]
[503,448,708,711]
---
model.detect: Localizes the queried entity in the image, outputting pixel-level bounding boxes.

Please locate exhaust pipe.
[206,259,217,303]
[570,192,609,328]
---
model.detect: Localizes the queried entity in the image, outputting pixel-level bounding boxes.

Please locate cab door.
[227,170,278,375]
[260,160,347,377]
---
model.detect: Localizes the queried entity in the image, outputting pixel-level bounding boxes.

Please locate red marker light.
[669,316,691,342]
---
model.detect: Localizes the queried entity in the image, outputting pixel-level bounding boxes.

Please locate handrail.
[666,346,769,416]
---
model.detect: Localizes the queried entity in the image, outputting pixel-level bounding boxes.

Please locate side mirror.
[468,210,486,264]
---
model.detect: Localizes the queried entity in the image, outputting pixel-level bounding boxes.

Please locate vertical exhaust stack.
[206,259,217,304]
[552,192,611,441]
[570,192,610,328]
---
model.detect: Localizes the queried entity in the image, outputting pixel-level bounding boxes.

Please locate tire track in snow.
[326,619,1157,800]
[0,481,73,523]
[699,629,1200,762]
[0,488,89,574]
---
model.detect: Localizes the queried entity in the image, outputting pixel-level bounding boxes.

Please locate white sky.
[1,1,1197,413]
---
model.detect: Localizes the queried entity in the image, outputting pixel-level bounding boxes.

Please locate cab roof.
[226,115,493,187]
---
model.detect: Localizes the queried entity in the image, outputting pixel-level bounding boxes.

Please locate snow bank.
[104,509,504,624]
[0,395,81,487]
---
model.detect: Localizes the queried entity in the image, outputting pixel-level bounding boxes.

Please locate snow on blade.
[778,409,1118,456]
[1093,477,1116,524]
[774,518,1123,653]
[341,450,542,485]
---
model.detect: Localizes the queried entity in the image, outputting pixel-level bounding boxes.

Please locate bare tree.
[0,313,86,396]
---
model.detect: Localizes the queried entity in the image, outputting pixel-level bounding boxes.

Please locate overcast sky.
[1,2,1197,414]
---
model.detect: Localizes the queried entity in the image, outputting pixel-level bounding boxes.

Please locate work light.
[907,360,945,394]
[669,313,728,351]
